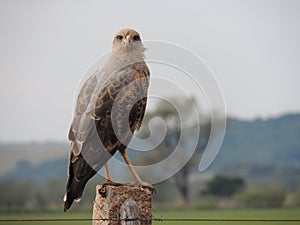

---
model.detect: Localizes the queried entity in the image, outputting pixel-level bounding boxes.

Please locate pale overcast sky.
[0,0,300,142]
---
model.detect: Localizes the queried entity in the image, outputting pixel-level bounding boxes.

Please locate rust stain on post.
[93,184,152,225]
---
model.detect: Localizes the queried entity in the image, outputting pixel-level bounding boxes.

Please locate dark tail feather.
[64,198,72,212]
[64,153,96,212]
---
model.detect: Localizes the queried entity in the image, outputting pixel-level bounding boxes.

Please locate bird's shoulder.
[68,61,149,154]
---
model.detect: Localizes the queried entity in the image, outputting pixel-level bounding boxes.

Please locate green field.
[0,208,299,225]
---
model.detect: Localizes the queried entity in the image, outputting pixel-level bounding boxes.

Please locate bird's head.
[112,28,144,53]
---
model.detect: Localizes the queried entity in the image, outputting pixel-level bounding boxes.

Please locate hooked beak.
[125,36,131,46]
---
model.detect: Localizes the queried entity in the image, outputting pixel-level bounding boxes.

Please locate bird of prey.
[64,28,152,211]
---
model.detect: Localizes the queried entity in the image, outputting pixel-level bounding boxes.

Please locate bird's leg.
[120,151,153,190]
[104,163,122,186]
[104,163,111,183]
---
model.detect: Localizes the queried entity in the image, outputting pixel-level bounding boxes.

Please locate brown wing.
[129,71,149,131]
[64,62,150,211]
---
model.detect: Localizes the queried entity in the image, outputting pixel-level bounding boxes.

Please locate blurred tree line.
[0,97,299,211]
[134,98,299,209]
[0,177,104,212]
[1,175,299,211]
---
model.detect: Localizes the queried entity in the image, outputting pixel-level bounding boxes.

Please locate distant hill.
[1,113,300,190]
[208,113,300,190]
[0,142,69,175]
[0,142,69,184]
[1,158,68,185]
[212,113,300,167]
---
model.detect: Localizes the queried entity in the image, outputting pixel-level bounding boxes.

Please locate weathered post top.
[93,184,152,225]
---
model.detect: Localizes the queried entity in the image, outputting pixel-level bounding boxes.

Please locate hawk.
[64,28,152,211]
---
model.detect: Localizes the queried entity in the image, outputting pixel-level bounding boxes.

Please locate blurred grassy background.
[0,208,299,225]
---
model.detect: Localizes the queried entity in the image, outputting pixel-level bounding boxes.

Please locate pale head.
[112,28,143,50]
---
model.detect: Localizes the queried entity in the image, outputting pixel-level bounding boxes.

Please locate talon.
[142,184,154,192]
[130,181,154,191]
[105,180,123,187]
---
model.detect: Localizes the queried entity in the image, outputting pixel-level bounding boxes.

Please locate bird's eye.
[116,35,123,41]
[133,35,140,41]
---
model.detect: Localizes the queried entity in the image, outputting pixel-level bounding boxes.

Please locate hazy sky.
[0,0,299,142]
